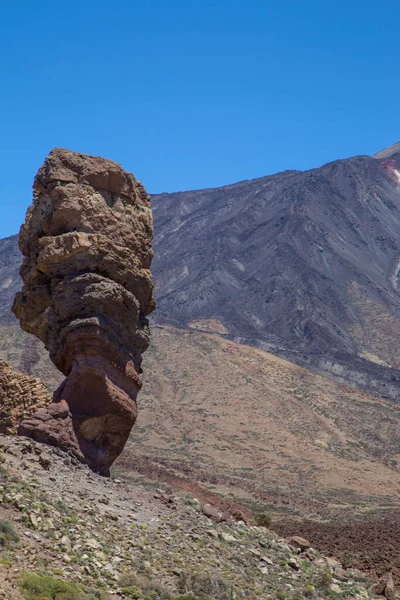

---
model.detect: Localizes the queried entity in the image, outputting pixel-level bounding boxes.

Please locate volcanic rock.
[287,535,311,551]
[0,359,51,434]
[202,503,221,521]
[12,148,155,474]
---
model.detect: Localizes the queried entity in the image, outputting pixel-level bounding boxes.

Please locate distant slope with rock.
[150,148,400,399]
[0,235,22,325]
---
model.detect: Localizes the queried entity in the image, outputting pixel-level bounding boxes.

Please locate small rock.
[207,529,219,538]
[61,535,72,551]
[220,532,237,543]
[326,557,341,570]
[106,513,118,521]
[303,548,318,560]
[385,572,395,600]
[287,535,311,551]
[334,567,349,581]
[370,580,386,595]
[330,583,342,594]
[159,493,174,505]
[220,512,234,526]
[287,557,300,570]
[39,455,51,470]
[314,557,327,568]
[86,538,101,550]
[202,503,221,521]
[29,513,39,529]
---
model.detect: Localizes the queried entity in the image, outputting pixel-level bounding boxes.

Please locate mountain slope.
[0,435,385,599]
[2,320,399,520]
[374,141,400,159]
[151,151,400,397]
[0,235,23,325]
[119,326,400,513]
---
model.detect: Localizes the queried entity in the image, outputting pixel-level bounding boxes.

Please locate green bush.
[19,572,109,600]
[120,586,143,599]
[0,520,19,548]
[119,572,172,599]
[178,571,235,599]
[254,512,272,528]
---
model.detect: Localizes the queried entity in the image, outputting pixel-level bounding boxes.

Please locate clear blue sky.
[1,0,399,238]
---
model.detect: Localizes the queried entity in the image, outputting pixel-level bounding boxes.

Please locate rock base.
[19,339,139,476]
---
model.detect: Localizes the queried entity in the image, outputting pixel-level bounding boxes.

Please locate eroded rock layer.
[0,360,51,434]
[12,148,155,474]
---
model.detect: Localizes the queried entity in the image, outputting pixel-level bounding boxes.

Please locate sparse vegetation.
[0,519,19,548]
[119,573,172,599]
[314,567,333,590]
[254,512,272,528]
[19,572,109,600]
[177,570,236,599]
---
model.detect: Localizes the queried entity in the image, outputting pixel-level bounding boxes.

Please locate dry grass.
[115,325,400,521]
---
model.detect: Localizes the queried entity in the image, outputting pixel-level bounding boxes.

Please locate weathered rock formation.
[12,148,155,475]
[0,360,51,434]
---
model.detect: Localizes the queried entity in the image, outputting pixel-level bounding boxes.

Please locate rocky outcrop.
[0,360,51,434]
[12,148,155,474]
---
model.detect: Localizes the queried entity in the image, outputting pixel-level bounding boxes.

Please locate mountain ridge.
[150,149,400,399]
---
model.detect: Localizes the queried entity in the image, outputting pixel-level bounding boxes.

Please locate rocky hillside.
[0,434,392,599]
[151,145,400,398]
[120,326,400,514]
[2,321,400,581]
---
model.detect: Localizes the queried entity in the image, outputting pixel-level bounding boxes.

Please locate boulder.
[202,503,221,521]
[0,360,51,434]
[287,535,311,551]
[13,148,155,475]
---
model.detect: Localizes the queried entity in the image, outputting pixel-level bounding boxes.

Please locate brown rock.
[12,148,155,475]
[0,360,51,434]
[371,573,396,598]
[232,509,247,524]
[287,535,311,551]
[385,572,396,600]
[334,567,349,581]
[220,512,234,526]
[202,503,221,521]
[370,580,386,595]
